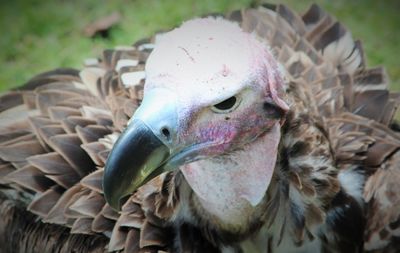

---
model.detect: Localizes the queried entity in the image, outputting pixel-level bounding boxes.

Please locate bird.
[0,3,399,253]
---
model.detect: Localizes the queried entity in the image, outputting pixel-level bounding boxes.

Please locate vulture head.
[104,18,290,224]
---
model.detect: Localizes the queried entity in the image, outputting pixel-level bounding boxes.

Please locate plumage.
[0,3,399,253]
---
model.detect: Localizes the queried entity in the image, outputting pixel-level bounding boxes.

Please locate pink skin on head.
[247,34,289,113]
[262,57,289,112]
[185,95,278,139]
[191,109,276,156]
[144,18,288,225]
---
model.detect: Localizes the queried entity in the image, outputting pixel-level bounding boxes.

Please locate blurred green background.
[0,0,399,93]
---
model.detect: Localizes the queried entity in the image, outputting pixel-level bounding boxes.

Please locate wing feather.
[0,3,398,252]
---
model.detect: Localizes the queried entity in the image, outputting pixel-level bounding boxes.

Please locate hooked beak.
[103,119,170,210]
[103,89,179,210]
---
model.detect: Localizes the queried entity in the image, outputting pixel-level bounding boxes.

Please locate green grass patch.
[1,0,399,94]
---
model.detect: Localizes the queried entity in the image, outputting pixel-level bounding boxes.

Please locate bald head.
[145,17,288,111]
[104,18,290,211]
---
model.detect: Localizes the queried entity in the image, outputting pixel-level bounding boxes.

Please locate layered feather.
[0,3,399,252]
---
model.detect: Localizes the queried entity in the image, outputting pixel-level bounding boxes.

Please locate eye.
[211,96,240,113]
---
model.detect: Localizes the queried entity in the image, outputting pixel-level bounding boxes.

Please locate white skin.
[144,18,288,227]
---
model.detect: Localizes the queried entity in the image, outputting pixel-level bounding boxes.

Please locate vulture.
[0,3,399,253]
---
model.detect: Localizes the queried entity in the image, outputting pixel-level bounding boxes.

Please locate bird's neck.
[180,125,281,231]
[174,112,341,247]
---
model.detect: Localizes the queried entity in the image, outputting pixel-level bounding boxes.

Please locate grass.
[1,0,399,95]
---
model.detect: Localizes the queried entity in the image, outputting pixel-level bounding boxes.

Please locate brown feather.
[0,3,399,253]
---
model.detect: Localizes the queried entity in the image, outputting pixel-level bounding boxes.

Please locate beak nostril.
[161,127,171,141]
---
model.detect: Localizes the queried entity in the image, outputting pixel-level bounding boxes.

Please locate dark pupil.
[214,96,237,110]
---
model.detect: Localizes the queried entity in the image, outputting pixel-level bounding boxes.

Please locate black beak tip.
[108,199,121,211]
[104,194,120,211]
[101,119,171,212]
[103,178,122,211]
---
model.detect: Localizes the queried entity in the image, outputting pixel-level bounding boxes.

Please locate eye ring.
[211,96,241,113]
